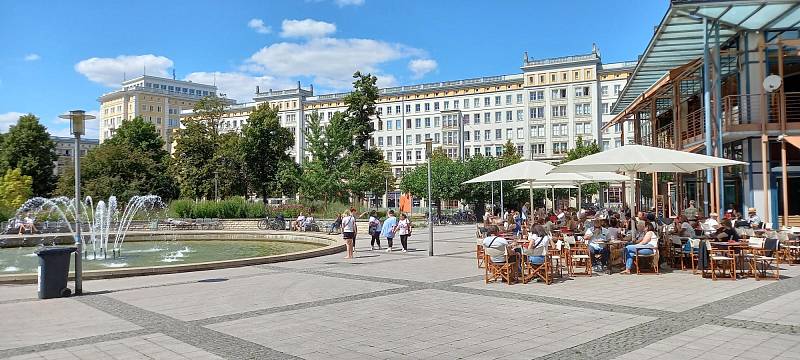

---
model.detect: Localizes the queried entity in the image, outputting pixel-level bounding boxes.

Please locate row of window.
[527,69,594,86]
[139,82,213,97]
[377,122,593,147]
[376,94,525,116]
[601,84,622,97]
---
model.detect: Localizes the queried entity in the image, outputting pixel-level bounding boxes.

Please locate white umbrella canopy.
[463,160,554,213]
[549,144,747,211]
[463,160,554,184]
[549,145,745,174]
[514,183,578,190]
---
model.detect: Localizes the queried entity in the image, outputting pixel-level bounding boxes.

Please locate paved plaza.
[1,225,800,360]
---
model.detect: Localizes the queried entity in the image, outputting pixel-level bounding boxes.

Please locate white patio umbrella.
[514,183,577,211]
[549,145,746,211]
[463,160,554,213]
[516,172,629,210]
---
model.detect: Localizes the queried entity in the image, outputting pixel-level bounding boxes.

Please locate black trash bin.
[35,247,76,299]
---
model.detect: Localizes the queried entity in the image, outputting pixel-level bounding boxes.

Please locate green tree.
[0,168,33,211]
[562,136,602,204]
[192,95,227,138]
[400,149,466,214]
[214,132,248,198]
[171,120,215,199]
[0,114,56,196]
[461,153,497,211]
[241,104,294,202]
[341,71,382,167]
[56,118,177,202]
[300,112,348,204]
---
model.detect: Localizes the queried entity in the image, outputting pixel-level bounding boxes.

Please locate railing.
[682,107,705,142]
[656,123,674,149]
[722,91,800,126]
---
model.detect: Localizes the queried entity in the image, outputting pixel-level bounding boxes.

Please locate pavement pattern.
[1,225,799,360]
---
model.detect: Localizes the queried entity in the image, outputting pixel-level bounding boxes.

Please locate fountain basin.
[0,231,344,283]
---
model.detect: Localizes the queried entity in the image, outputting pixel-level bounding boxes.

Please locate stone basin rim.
[0,230,344,284]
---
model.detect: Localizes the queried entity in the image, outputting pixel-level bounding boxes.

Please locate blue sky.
[0,0,668,139]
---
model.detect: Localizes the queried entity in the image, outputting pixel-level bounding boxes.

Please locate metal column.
[702,18,714,217]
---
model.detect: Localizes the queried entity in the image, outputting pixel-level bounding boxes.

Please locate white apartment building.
[599,61,638,149]
[183,47,635,179]
[98,75,233,151]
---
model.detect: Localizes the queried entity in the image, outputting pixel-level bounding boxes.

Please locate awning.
[612,0,800,115]
[785,135,800,150]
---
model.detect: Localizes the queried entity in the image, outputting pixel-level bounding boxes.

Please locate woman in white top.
[395,213,412,252]
[526,225,552,265]
[620,221,658,274]
[341,208,357,259]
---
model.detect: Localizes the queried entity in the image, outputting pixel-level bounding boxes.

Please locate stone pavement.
[1,225,799,360]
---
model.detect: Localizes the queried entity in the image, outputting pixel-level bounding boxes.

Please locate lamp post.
[58,110,94,295]
[425,139,433,256]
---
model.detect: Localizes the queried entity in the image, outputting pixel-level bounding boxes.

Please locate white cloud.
[375,74,397,88]
[0,112,26,132]
[280,19,336,38]
[184,72,295,103]
[24,53,40,61]
[247,37,423,89]
[75,54,173,87]
[52,110,100,138]
[335,0,364,6]
[408,59,437,79]
[247,18,271,34]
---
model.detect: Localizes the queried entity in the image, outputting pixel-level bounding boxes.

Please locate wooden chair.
[748,238,780,280]
[706,242,736,281]
[483,247,515,285]
[634,248,659,275]
[683,239,702,273]
[568,246,592,276]
[476,242,485,269]
[521,247,551,284]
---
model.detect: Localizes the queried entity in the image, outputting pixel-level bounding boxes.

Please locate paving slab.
[612,324,800,360]
[107,271,403,321]
[0,298,140,351]
[726,288,800,327]
[4,333,224,360]
[208,289,654,359]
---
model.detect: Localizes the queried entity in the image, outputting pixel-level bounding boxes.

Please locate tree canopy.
[56,117,177,202]
[0,114,56,196]
[241,104,295,202]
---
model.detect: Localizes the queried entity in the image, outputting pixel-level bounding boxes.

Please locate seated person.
[19,213,38,235]
[672,215,693,237]
[301,215,315,231]
[482,225,515,264]
[292,213,306,231]
[584,219,609,271]
[328,215,342,234]
[714,219,740,241]
[526,224,552,265]
[606,218,622,241]
[746,208,763,229]
[621,222,659,274]
[702,213,720,231]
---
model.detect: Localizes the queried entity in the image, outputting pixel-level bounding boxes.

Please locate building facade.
[180,48,636,179]
[51,136,99,176]
[98,75,233,151]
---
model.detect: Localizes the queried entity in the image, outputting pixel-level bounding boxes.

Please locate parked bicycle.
[257,216,286,230]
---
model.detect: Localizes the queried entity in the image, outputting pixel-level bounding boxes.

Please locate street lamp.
[58,110,94,296]
[425,139,433,256]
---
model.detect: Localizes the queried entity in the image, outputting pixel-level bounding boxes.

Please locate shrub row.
[168,198,313,219]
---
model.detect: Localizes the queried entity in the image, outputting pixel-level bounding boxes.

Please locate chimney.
[255,85,260,94]
[310,84,314,94]
[297,81,301,90]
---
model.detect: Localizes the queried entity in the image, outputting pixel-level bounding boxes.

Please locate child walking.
[396,213,412,253]
[368,210,381,250]
[382,210,398,252]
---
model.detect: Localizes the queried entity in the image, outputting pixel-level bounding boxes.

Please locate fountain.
[16,195,165,260]
[0,195,336,281]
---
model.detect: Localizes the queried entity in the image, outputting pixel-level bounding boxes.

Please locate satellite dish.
[763,75,782,93]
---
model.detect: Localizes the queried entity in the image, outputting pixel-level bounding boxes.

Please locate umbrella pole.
[578,183,582,210]
[627,171,637,214]
[529,182,534,220]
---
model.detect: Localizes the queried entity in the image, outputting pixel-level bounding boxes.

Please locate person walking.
[368,210,382,250]
[396,213,412,252]
[342,209,357,259]
[382,210,398,252]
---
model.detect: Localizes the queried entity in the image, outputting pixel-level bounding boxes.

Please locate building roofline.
[121,75,216,89]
